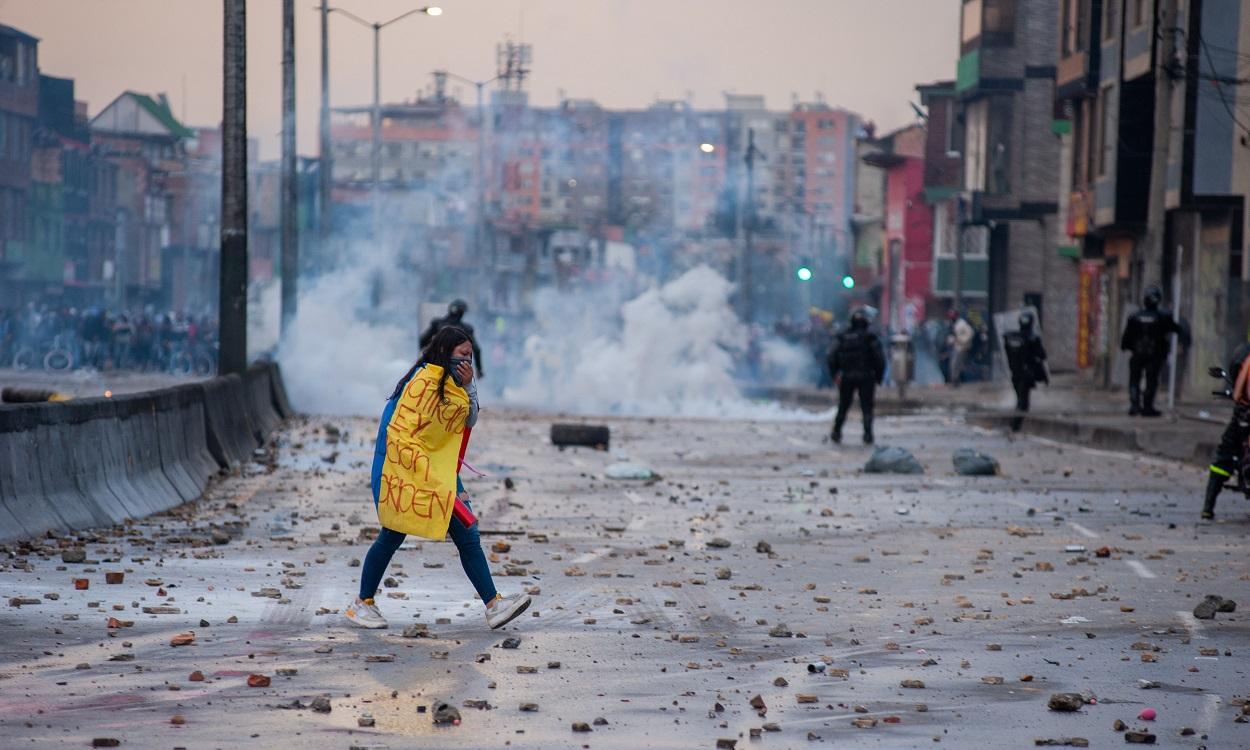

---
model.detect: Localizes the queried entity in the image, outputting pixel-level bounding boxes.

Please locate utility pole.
[741,127,759,324]
[439,70,501,263]
[371,22,382,239]
[326,7,441,240]
[474,81,487,263]
[219,0,248,375]
[280,0,298,334]
[1141,0,1179,300]
[318,0,331,241]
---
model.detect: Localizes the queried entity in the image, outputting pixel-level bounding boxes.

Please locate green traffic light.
[841,275,855,289]
[797,267,813,282]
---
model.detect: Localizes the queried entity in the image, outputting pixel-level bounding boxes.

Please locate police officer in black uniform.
[1120,285,1182,416]
[1002,311,1048,431]
[1203,342,1250,520]
[420,299,483,377]
[827,308,886,445]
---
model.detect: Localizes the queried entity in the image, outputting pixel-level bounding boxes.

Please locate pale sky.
[1,0,959,161]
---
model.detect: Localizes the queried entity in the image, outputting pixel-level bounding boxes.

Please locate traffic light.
[796,266,813,282]
[841,274,855,290]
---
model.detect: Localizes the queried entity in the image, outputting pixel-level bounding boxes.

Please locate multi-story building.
[955,0,1078,369]
[163,127,221,312]
[328,76,863,326]
[537,99,610,230]
[0,24,39,304]
[330,98,477,228]
[1056,0,1250,398]
[851,129,886,306]
[918,80,985,314]
[29,75,91,303]
[90,90,193,308]
[864,124,934,331]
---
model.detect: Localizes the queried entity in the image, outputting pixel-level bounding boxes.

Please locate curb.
[966,412,1219,467]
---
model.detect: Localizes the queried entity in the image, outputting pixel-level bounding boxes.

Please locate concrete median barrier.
[244,363,282,438]
[0,363,292,544]
[28,399,123,531]
[264,360,295,419]
[111,393,184,518]
[168,384,220,488]
[0,403,74,537]
[198,374,260,469]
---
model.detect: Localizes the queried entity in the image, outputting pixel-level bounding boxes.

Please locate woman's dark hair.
[388,325,471,403]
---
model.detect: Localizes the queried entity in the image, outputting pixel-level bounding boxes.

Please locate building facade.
[1056,0,1250,398]
[956,0,1079,369]
[0,25,40,303]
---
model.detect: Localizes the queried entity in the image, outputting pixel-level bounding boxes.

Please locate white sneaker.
[345,597,388,629]
[486,593,532,630]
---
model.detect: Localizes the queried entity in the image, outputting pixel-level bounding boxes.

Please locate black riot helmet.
[448,299,468,318]
[849,308,869,330]
[1143,285,1162,310]
[1018,311,1034,333]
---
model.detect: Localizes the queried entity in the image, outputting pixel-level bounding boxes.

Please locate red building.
[864,124,933,332]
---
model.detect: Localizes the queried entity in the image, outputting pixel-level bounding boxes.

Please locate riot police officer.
[827,308,886,445]
[1203,342,1250,520]
[420,299,483,377]
[1120,285,1182,416]
[1002,311,1048,431]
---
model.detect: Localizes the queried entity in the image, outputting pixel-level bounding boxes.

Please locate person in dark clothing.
[420,299,483,377]
[1203,342,1250,520]
[1120,285,1183,416]
[1002,311,1049,431]
[827,308,886,445]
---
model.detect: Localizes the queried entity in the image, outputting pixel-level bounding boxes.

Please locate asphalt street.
[1,408,1247,749]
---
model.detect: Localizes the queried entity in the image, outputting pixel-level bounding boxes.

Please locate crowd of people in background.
[760,306,996,389]
[0,304,218,375]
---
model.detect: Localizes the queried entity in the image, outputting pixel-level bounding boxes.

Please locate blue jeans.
[358,495,497,604]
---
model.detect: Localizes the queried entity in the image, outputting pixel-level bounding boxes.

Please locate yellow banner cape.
[376,364,469,539]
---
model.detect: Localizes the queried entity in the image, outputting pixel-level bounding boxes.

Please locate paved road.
[1,408,1247,748]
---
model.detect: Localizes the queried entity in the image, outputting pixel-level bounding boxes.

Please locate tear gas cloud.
[271,252,821,419]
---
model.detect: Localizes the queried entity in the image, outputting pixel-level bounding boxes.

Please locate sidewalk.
[751,372,1230,467]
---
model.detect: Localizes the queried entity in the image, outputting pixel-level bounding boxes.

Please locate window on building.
[1071,105,1085,190]
[0,37,18,83]
[1095,86,1112,176]
[985,96,1013,194]
[1104,0,1118,40]
[962,0,984,47]
[982,0,1016,45]
[1062,0,1074,56]
[1063,0,1091,55]
[1132,0,1146,27]
[945,99,964,156]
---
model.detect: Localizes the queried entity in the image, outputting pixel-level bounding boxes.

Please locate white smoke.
[276,241,418,417]
[502,265,825,419]
[759,337,816,387]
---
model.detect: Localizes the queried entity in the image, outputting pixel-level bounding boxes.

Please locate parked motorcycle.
[1208,365,1250,499]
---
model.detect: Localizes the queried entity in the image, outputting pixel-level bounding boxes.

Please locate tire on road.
[550,423,610,450]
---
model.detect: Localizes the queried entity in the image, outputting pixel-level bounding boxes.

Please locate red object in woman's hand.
[453,495,477,527]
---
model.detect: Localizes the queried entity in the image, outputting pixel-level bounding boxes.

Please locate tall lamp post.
[326,5,441,239]
[740,128,764,324]
[438,70,501,261]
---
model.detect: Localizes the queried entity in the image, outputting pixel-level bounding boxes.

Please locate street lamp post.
[740,128,763,324]
[439,70,502,262]
[327,5,441,239]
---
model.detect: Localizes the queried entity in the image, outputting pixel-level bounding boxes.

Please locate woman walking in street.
[346,326,531,630]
